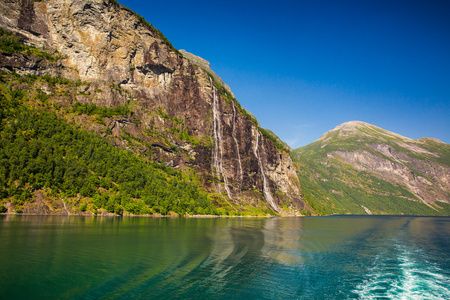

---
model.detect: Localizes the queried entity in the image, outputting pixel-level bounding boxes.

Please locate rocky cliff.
[292,121,450,215]
[0,0,309,215]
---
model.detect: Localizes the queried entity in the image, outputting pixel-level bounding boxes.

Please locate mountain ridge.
[292,120,450,215]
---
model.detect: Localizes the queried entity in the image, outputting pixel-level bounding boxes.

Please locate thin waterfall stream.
[231,101,244,189]
[211,79,232,199]
[253,131,280,212]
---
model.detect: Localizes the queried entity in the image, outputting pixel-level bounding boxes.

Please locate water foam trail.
[231,101,243,189]
[253,130,279,213]
[210,78,231,199]
[353,242,450,299]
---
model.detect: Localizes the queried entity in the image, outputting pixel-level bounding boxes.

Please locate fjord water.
[1,216,449,299]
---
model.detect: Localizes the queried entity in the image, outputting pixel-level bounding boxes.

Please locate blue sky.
[120,0,450,148]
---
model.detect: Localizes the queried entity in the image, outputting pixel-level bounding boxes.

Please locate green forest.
[0,72,219,216]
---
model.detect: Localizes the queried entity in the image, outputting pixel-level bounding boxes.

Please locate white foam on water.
[353,243,450,299]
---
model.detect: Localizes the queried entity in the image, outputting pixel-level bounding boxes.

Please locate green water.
[1,215,449,299]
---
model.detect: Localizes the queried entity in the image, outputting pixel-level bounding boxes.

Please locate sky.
[120,0,450,148]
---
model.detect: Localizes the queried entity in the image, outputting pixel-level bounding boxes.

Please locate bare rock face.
[334,147,449,204]
[179,49,236,100]
[325,122,450,205]
[0,0,308,214]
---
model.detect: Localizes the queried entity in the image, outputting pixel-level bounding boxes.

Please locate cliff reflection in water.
[1,215,449,299]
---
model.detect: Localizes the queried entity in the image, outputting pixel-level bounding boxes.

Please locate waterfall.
[231,101,244,189]
[211,79,232,199]
[61,199,69,215]
[253,130,280,213]
[361,205,372,215]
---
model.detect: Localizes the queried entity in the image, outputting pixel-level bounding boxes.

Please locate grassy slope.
[291,123,450,216]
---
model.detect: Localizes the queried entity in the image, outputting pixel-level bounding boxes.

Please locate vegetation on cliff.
[0,27,55,60]
[0,73,216,215]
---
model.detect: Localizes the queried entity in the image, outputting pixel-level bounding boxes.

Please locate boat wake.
[352,242,450,299]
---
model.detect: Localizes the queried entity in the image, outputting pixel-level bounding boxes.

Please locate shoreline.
[0,212,279,218]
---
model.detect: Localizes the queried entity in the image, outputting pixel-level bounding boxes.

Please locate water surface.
[1,215,449,299]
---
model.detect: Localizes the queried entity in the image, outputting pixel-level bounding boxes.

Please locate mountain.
[291,121,450,215]
[0,0,310,216]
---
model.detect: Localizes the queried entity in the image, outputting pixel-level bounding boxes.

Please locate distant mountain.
[291,121,450,215]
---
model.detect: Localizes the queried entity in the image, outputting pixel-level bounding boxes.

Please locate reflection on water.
[0,215,449,299]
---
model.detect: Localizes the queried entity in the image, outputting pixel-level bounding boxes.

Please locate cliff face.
[0,0,308,214]
[292,121,450,215]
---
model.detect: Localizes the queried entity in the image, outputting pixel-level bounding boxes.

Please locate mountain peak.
[319,120,376,141]
[319,121,416,144]
[419,137,446,144]
[335,120,372,129]
[330,120,373,133]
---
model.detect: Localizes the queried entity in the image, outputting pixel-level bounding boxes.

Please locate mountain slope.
[0,0,310,215]
[292,121,450,215]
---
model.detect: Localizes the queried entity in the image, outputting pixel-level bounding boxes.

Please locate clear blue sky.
[119,0,450,148]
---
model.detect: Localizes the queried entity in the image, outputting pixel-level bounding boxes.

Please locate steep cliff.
[292,121,450,215]
[0,0,309,215]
